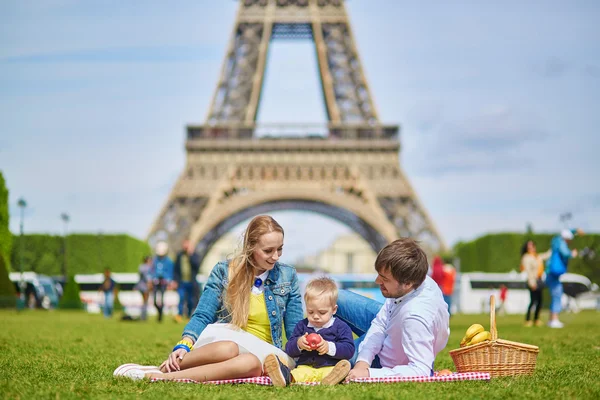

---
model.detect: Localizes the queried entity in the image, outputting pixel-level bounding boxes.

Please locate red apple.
[306,333,322,349]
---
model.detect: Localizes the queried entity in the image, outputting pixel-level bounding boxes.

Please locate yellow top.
[244,293,273,344]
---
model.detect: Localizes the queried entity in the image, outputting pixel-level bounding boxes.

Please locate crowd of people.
[99,238,202,322]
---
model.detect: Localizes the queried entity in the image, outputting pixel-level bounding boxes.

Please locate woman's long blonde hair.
[224,215,284,328]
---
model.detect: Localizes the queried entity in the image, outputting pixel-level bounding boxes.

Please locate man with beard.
[336,238,450,378]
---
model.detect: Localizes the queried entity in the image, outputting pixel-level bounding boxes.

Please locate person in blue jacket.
[546,228,583,328]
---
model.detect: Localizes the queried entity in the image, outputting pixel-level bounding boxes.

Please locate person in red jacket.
[430,256,444,288]
[440,263,456,316]
[497,284,508,315]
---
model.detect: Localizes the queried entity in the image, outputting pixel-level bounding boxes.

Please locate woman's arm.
[181,261,227,343]
[538,250,552,261]
[283,271,304,340]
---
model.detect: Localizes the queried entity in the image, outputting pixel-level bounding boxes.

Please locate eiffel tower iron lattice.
[148,0,445,262]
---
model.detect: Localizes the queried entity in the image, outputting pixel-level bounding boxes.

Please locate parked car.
[9,272,61,309]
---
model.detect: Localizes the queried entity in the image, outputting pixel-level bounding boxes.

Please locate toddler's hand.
[316,339,329,355]
[297,333,312,351]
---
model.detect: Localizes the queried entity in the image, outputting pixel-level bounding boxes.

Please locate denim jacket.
[182,260,303,350]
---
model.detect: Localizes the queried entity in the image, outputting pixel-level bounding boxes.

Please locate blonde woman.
[521,240,550,327]
[114,215,303,381]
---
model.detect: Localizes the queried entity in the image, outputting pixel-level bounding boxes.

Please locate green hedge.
[59,275,82,310]
[10,234,151,275]
[0,251,16,308]
[0,171,11,271]
[455,232,600,284]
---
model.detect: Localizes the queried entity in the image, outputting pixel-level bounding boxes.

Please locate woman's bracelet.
[173,340,193,353]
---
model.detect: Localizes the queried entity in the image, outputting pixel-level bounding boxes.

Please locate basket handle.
[490,294,498,340]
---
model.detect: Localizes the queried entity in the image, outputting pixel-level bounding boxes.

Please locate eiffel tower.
[148,0,445,261]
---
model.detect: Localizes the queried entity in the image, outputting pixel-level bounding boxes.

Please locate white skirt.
[193,323,296,369]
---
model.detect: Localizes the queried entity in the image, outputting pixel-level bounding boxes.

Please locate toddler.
[264,277,355,386]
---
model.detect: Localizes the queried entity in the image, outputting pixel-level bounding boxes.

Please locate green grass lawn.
[1,309,599,399]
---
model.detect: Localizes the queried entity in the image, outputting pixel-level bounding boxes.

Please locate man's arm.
[354,301,389,366]
[369,314,435,378]
[557,239,573,260]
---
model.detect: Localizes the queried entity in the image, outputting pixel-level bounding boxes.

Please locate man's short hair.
[374,238,429,287]
[304,277,338,307]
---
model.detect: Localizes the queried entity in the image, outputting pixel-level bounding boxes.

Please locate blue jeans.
[546,274,563,314]
[335,289,383,367]
[177,281,195,318]
[103,291,114,318]
[443,294,452,316]
[153,279,168,322]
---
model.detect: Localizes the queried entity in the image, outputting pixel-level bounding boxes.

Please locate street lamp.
[17,198,27,304]
[60,213,70,280]
[559,212,572,229]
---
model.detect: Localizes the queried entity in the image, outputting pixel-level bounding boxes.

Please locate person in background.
[497,284,508,315]
[99,268,116,318]
[152,241,174,323]
[430,256,444,289]
[545,228,583,328]
[520,240,550,327]
[173,240,201,323]
[440,262,456,316]
[134,256,153,321]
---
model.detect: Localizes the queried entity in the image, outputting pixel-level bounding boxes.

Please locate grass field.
[1,309,599,399]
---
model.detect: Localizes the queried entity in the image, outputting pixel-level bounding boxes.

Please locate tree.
[0,253,16,308]
[0,171,11,271]
[0,171,15,308]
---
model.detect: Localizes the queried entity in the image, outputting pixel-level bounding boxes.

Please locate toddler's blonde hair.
[304,277,338,307]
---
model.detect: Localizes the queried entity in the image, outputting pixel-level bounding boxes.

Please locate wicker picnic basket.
[449,295,539,377]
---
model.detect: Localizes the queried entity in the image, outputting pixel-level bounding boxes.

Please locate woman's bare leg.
[160,341,239,373]
[150,354,262,382]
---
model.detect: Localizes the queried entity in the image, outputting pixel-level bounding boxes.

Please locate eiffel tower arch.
[148,0,445,262]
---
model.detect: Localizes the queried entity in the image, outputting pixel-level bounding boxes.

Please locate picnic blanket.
[149,372,490,385]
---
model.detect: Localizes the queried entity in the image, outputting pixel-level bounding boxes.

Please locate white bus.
[456,271,599,314]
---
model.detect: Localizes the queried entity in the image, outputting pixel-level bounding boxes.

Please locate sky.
[1,0,599,263]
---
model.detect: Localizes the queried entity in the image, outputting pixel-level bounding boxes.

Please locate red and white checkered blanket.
[149,372,490,385]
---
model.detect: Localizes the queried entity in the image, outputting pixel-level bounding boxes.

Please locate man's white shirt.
[356,275,450,377]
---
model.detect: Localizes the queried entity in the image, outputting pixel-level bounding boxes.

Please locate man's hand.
[346,361,370,382]
[572,249,579,258]
[297,334,312,351]
[315,338,329,355]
